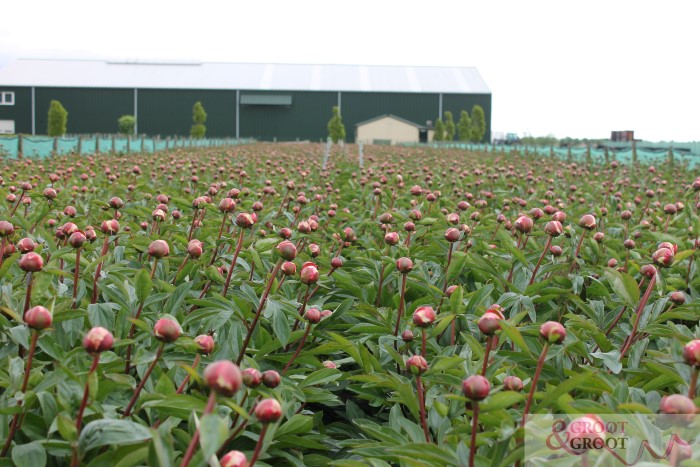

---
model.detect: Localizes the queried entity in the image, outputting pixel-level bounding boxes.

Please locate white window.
[0,92,15,106]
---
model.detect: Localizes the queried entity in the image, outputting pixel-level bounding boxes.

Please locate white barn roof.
[0,59,490,94]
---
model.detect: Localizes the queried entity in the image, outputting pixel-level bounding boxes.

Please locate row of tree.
[433,105,486,142]
[47,100,208,138]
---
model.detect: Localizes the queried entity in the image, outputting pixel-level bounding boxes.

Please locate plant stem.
[282,324,312,375]
[150,257,159,279]
[75,354,100,432]
[568,231,587,273]
[222,229,245,297]
[176,354,201,394]
[421,329,427,358]
[123,343,164,417]
[236,259,283,365]
[393,273,408,338]
[187,208,199,242]
[468,401,480,467]
[521,343,549,428]
[481,336,493,376]
[71,248,81,308]
[91,235,111,304]
[173,256,189,284]
[249,424,269,466]
[416,375,431,443]
[179,391,217,467]
[1,330,39,457]
[124,299,146,374]
[619,275,657,360]
[689,367,698,399]
[22,272,33,318]
[529,236,552,285]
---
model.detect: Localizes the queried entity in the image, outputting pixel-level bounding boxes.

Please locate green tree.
[433,119,445,142]
[444,111,455,141]
[469,105,486,143]
[327,106,346,143]
[118,115,136,135]
[190,101,207,139]
[47,100,68,136]
[457,110,471,141]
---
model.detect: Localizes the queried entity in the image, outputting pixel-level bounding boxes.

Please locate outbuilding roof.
[355,114,427,129]
[0,59,491,94]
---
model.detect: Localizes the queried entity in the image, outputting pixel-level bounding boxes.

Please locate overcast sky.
[2,1,697,141]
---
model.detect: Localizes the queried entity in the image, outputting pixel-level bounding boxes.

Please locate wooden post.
[126,136,131,153]
[632,139,637,164]
[95,135,100,155]
[77,136,83,155]
[112,135,116,154]
[17,134,23,159]
[142,135,146,153]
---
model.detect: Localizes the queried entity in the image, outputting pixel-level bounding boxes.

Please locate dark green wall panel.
[239,91,336,142]
[138,89,236,138]
[0,87,32,134]
[341,92,439,141]
[35,88,133,135]
[442,93,492,143]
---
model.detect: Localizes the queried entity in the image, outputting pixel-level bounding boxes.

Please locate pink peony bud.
[254,398,283,424]
[242,368,262,387]
[304,308,322,324]
[19,252,44,272]
[235,212,256,229]
[17,237,37,253]
[478,312,502,336]
[83,326,114,354]
[194,334,215,354]
[539,321,566,345]
[262,370,281,388]
[396,257,414,273]
[220,450,248,467]
[148,240,170,259]
[153,317,182,343]
[276,241,297,261]
[412,306,436,328]
[187,239,204,259]
[462,375,491,401]
[652,247,674,267]
[25,305,52,330]
[300,262,319,284]
[682,339,700,368]
[401,330,414,342]
[204,360,242,397]
[503,375,523,392]
[405,355,428,375]
[578,214,597,230]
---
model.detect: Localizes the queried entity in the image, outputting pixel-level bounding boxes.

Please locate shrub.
[47,100,68,136]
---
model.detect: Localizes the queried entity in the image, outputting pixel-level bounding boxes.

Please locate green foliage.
[433,119,445,142]
[327,106,346,143]
[117,115,136,135]
[190,101,207,139]
[469,104,486,143]
[443,111,455,141]
[457,110,471,141]
[47,100,68,136]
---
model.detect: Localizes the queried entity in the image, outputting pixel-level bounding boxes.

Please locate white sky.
[2,0,698,141]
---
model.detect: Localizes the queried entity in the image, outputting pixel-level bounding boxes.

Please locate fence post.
[77,136,82,155]
[142,135,146,153]
[95,135,100,155]
[17,134,23,159]
[126,136,131,153]
[631,139,637,164]
[112,135,116,154]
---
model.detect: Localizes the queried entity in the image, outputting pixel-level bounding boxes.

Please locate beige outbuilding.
[355,114,433,146]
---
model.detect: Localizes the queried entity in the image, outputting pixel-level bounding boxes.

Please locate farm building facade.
[0,59,491,142]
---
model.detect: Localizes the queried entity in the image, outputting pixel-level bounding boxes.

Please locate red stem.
[76,354,101,432]
[176,354,201,394]
[72,248,81,308]
[521,343,549,428]
[179,391,217,467]
[236,259,284,365]
[529,236,552,285]
[1,330,39,457]
[282,324,313,375]
[481,336,493,376]
[249,424,269,466]
[619,275,656,360]
[416,375,431,443]
[22,272,33,319]
[568,231,587,273]
[222,229,245,297]
[468,401,480,467]
[123,343,164,417]
[393,273,408,337]
[187,208,199,242]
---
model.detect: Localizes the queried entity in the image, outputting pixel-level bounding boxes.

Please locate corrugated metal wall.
[2,86,491,141]
[138,89,236,138]
[0,87,32,134]
[239,91,336,141]
[442,93,492,143]
[35,87,133,135]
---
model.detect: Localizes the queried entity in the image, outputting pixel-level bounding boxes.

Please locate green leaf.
[498,320,531,356]
[299,368,342,388]
[198,414,228,461]
[276,414,313,437]
[140,395,207,420]
[591,350,623,374]
[445,251,468,283]
[449,285,463,313]
[479,391,525,412]
[271,305,291,348]
[134,268,152,304]
[11,441,46,467]
[78,419,152,453]
[87,303,116,330]
[0,252,20,281]
[163,281,193,315]
[604,268,639,307]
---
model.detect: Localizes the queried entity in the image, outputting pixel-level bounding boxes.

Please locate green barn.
[0,59,491,142]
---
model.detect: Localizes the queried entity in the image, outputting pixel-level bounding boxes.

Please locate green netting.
[114,138,129,153]
[0,137,19,158]
[57,137,79,155]
[23,137,55,158]
[99,138,113,152]
[155,140,167,151]
[81,138,96,155]
[130,138,142,152]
